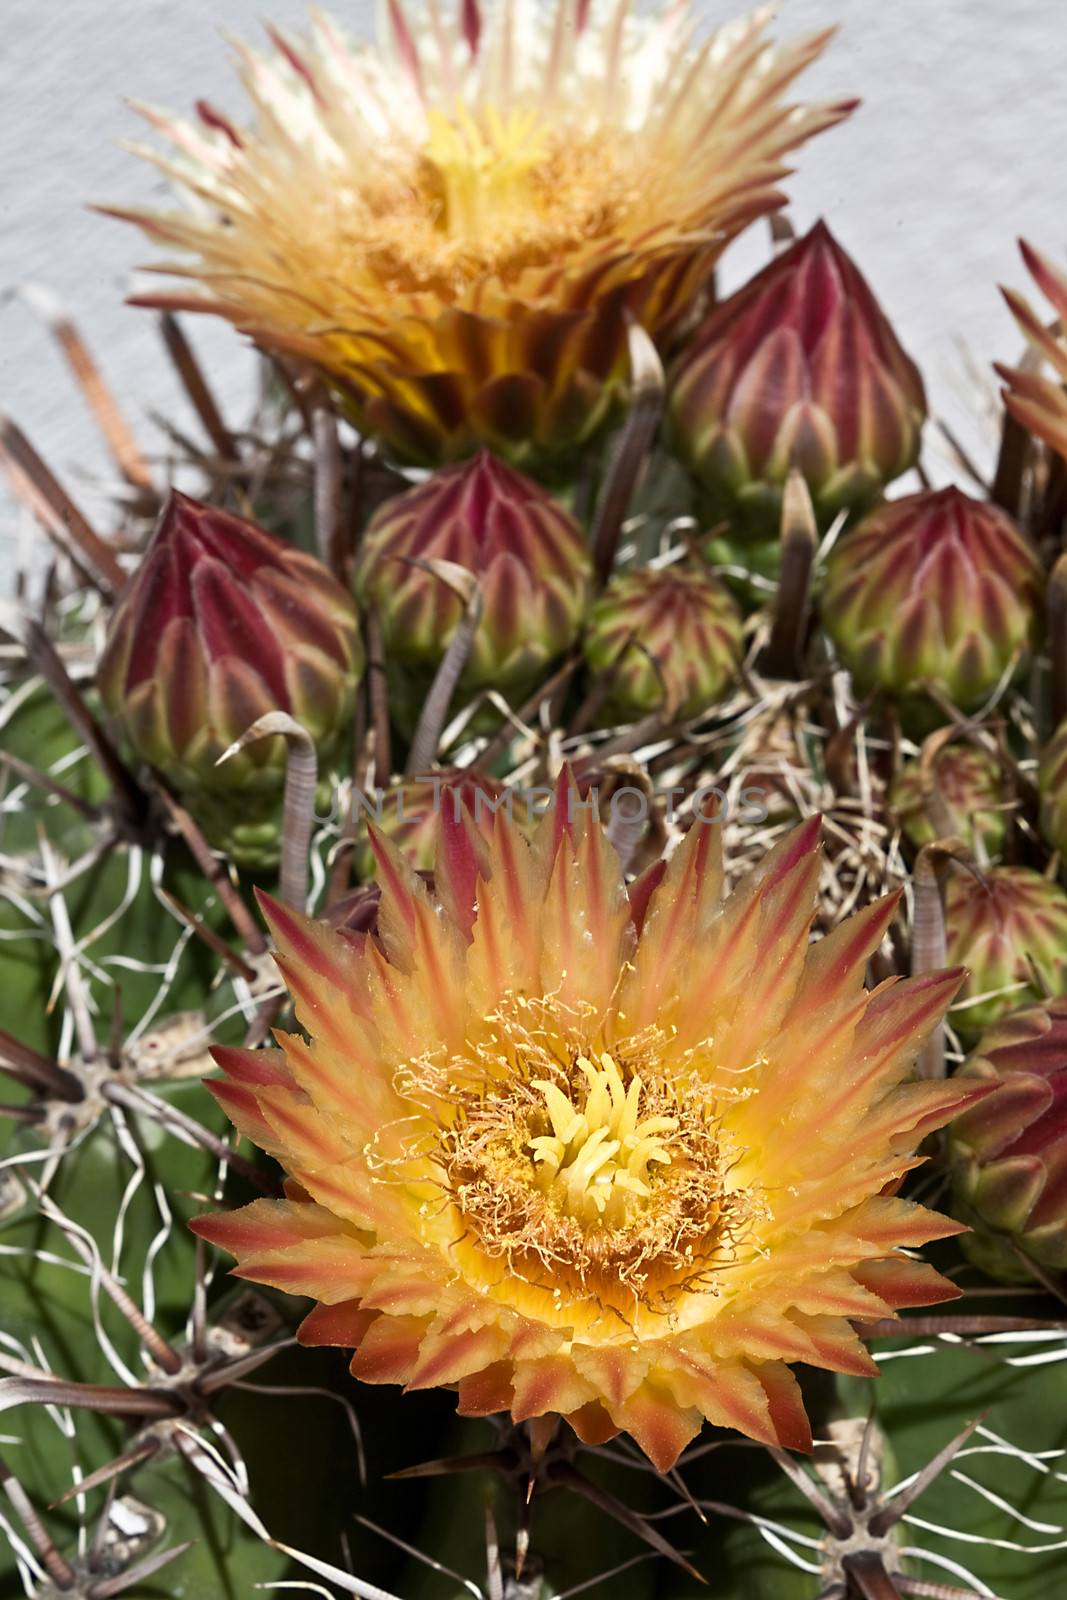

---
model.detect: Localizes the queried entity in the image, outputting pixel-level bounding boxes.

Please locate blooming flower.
[109,1,853,465]
[998,241,1067,460]
[194,787,982,1468]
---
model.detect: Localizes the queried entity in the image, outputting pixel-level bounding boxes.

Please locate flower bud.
[1039,719,1067,861]
[822,487,1043,723]
[889,743,1008,858]
[354,452,591,713]
[581,565,743,723]
[949,998,1067,1281]
[98,491,361,861]
[944,866,1067,1041]
[668,221,925,538]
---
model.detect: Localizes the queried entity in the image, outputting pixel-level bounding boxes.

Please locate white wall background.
[2,0,1066,553]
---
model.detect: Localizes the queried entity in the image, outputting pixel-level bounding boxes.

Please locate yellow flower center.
[529,1052,679,1227]
[423,104,553,240]
[401,1006,753,1322]
[341,103,640,295]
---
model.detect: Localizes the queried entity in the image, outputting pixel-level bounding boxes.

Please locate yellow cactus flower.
[108,0,854,466]
[194,785,986,1469]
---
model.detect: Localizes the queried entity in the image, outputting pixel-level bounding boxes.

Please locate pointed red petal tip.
[253,885,287,930]
[365,823,421,933]
[764,815,823,887]
[254,887,333,973]
[195,99,243,148]
[549,764,582,849]
[1019,240,1067,310]
[188,1210,240,1251]
[460,0,481,55]
[937,964,970,1003]
[255,886,302,950]
[629,859,667,934]
[210,1044,292,1088]
[1018,237,1045,278]
[434,800,483,938]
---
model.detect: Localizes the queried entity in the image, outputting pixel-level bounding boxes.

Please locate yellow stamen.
[404,1000,750,1321]
[529,1053,679,1225]
[424,103,551,238]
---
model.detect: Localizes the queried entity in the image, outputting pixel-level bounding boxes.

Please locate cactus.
[4,7,1067,1599]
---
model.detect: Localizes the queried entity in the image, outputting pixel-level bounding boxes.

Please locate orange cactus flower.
[193,785,985,1470]
[107,1,853,466]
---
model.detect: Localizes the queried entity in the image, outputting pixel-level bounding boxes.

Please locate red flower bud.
[822,487,1043,722]
[98,491,361,859]
[354,452,591,713]
[950,997,1067,1281]
[669,221,925,538]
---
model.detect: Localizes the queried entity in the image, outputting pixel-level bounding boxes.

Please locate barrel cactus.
[3,6,1067,1599]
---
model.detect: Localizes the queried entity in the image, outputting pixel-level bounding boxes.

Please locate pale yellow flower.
[108,0,853,463]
